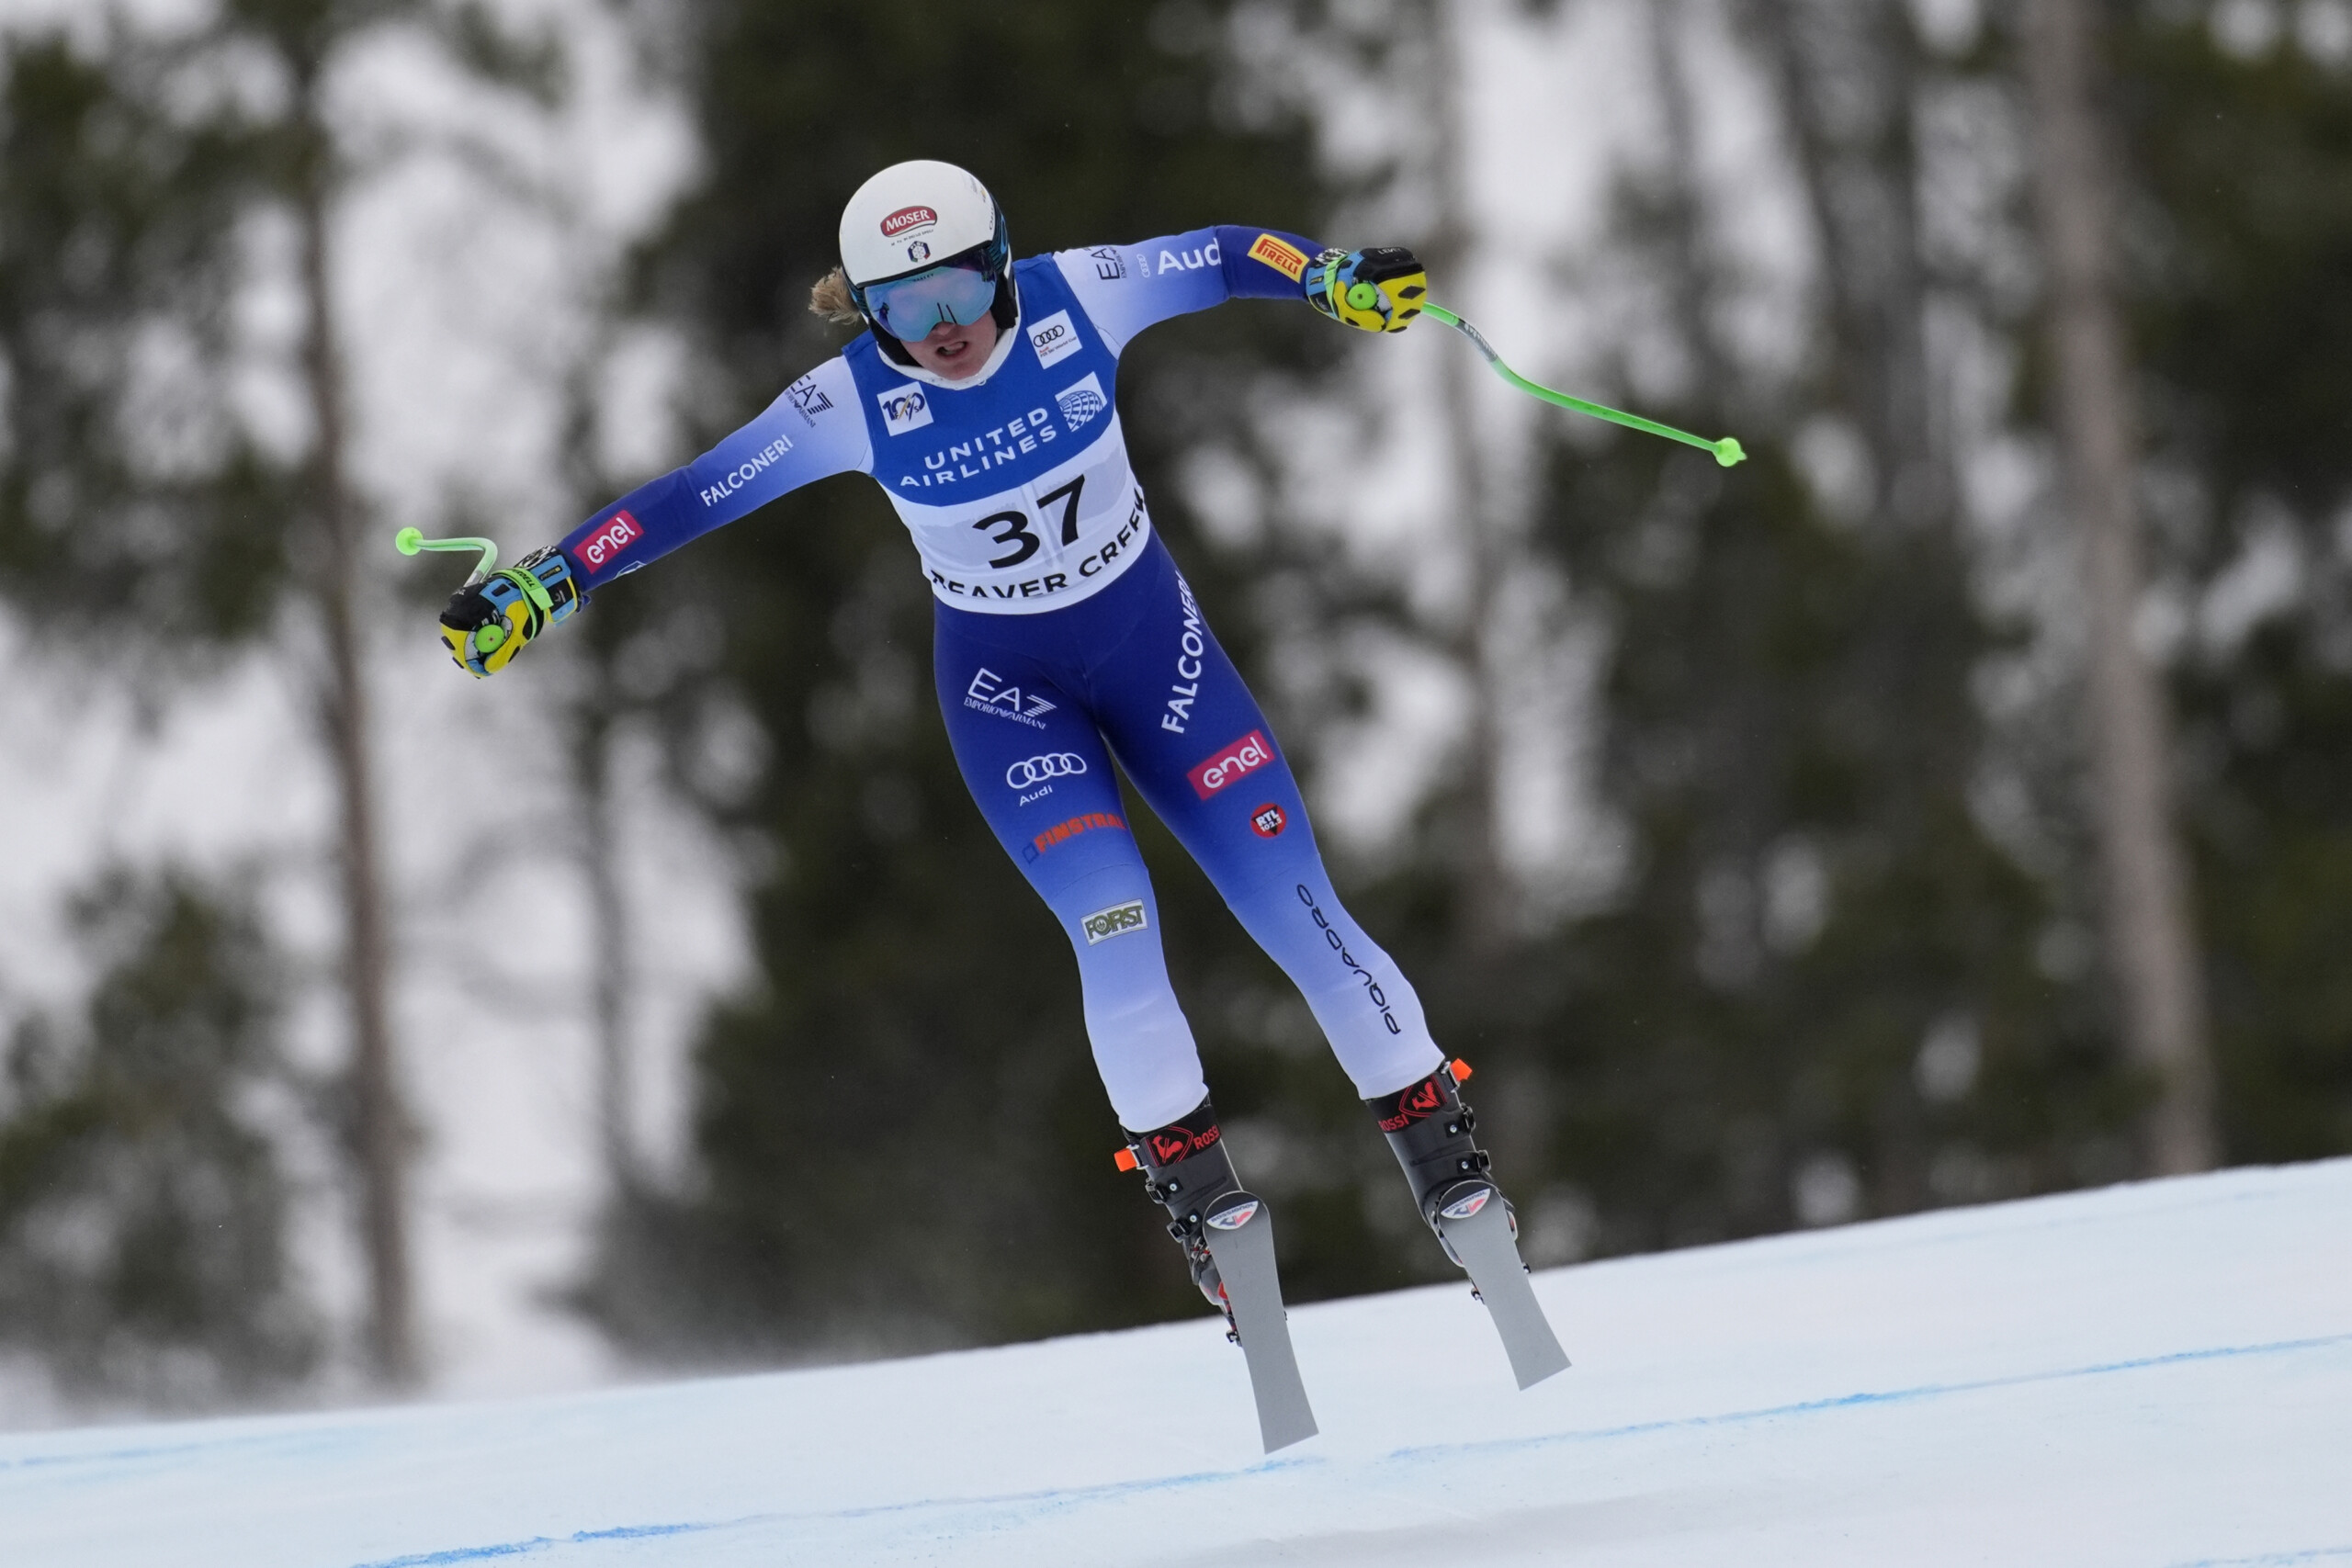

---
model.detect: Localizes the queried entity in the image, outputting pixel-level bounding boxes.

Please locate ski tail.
[1430,1179,1569,1389]
[1119,1105,1318,1452]
[1200,1190,1317,1452]
[1371,1061,1572,1389]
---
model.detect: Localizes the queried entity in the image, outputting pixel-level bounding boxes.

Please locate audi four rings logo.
[1006,752,1089,790]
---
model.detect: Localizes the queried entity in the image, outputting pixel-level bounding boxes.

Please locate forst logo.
[1082,898,1148,945]
[1250,803,1286,838]
[1188,729,1273,799]
[880,205,937,238]
[580,509,642,575]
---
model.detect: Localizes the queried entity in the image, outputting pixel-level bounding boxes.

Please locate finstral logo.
[1031,811,1126,859]
[579,509,642,575]
[1187,729,1273,799]
[880,205,937,238]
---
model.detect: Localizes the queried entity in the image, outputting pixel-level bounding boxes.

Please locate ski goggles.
[864,259,998,344]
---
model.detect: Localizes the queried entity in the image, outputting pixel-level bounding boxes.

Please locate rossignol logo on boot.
[1081,898,1148,945]
[1147,1122,1219,1164]
[1377,1075,1445,1133]
[1205,1200,1260,1231]
[1189,729,1272,799]
[1439,1187,1492,1221]
[579,509,642,575]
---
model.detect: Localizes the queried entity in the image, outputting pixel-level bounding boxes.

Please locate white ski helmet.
[838,160,1013,350]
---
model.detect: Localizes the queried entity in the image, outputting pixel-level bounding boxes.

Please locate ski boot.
[1116,1098,1317,1450]
[1369,1060,1569,1388]
[1116,1099,1246,1325]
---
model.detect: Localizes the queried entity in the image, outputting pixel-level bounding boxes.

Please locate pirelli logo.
[1082,899,1148,945]
[1248,233,1310,281]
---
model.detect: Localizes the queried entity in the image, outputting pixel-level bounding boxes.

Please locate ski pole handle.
[393,526,500,586]
[1423,303,1746,468]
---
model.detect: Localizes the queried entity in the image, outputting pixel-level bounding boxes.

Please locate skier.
[431,162,1562,1434]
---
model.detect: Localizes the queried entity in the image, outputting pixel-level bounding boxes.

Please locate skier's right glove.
[1305,245,1429,333]
[437,546,583,677]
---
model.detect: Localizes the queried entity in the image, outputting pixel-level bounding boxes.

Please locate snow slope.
[6,1160,2347,1567]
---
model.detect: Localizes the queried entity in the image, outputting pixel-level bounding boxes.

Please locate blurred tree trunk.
[288,55,415,1384]
[552,325,643,1197]
[1747,0,1950,1212]
[2019,0,2217,1174]
[577,686,637,1188]
[1421,0,1514,966]
[1644,0,1732,399]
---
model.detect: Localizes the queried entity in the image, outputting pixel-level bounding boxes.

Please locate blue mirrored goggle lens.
[866,264,998,342]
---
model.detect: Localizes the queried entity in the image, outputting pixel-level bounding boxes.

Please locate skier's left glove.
[437,546,584,678]
[1305,245,1429,333]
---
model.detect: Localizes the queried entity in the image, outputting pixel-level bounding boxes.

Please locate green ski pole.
[1422,303,1745,468]
[392,526,500,584]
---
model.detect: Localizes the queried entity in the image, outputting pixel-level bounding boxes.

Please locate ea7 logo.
[579,509,642,575]
[877,383,933,434]
[1056,373,1106,433]
[1082,898,1148,945]
[966,667,1057,724]
[1027,309,1081,368]
[786,375,833,423]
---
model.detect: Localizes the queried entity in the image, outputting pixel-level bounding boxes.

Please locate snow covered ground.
[6,1159,2346,1566]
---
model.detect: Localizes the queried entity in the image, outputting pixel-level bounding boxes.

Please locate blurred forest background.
[3,0,2350,1416]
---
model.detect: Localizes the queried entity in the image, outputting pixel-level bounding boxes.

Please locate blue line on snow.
[1379,1330,2352,1469]
[334,1330,2352,1568]
[353,1524,698,1568]
[2162,1551,2352,1568]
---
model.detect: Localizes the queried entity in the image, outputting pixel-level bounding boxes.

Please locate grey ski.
[1200,1190,1317,1452]
[1437,1190,1570,1390]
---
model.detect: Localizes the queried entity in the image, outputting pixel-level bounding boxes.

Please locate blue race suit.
[559,225,1444,1132]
